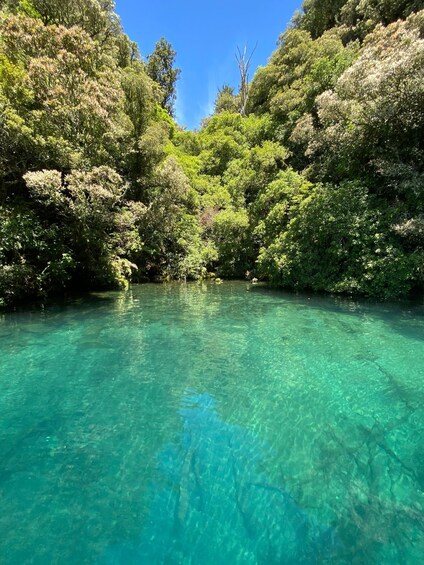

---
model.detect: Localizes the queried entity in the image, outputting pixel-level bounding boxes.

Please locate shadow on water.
[248,282,424,316]
[102,393,339,565]
[2,279,424,321]
[247,283,424,342]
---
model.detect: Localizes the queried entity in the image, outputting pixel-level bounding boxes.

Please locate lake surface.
[1,282,424,564]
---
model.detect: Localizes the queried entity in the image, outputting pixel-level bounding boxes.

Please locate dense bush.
[258,183,415,299]
[0,0,423,305]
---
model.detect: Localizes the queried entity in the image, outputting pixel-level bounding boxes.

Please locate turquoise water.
[1,282,424,564]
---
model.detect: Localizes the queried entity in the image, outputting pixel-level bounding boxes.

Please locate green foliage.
[295,0,421,38]
[146,37,180,117]
[137,157,203,280]
[121,63,159,139]
[0,12,129,179]
[214,84,240,114]
[0,204,73,304]
[292,12,424,193]
[223,141,289,207]
[0,0,423,305]
[248,28,358,143]
[252,169,313,248]
[294,0,348,39]
[211,209,250,277]
[24,167,144,290]
[19,0,121,41]
[258,183,415,299]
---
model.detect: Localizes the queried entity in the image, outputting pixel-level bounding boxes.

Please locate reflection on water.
[0,282,424,564]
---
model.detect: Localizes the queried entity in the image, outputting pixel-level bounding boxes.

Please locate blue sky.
[115,0,302,130]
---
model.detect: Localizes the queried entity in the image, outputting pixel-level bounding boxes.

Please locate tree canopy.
[146,38,181,117]
[0,0,423,306]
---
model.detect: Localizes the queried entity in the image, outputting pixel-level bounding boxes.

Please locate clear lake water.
[1,282,424,564]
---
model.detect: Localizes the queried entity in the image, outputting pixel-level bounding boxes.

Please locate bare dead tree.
[235,43,257,116]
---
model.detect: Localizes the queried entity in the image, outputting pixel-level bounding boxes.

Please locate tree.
[248,28,358,142]
[258,182,414,299]
[24,166,145,290]
[340,0,422,36]
[137,156,202,279]
[293,0,348,38]
[211,209,250,277]
[223,141,289,207]
[20,0,121,41]
[293,0,422,40]
[146,38,180,117]
[0,13,128,183]
[235,44,256,116]
[0,203,72,305]
[214,84,239,114]
[292,11,424,193]
[1,0,424,306]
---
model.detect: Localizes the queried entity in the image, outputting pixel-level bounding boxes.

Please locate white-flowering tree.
[292,11,424,194]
